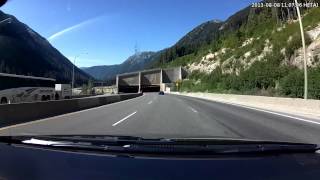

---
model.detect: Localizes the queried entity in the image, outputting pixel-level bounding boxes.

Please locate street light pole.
[294,0,308,99]
[71,52,88,96]
[72,56,77,96]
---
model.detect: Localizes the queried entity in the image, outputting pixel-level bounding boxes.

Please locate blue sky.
[2,0,258,67]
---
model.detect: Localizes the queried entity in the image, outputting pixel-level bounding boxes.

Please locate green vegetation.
[163,6,320,99]
[81,79,95,95]
[181,65,320,99]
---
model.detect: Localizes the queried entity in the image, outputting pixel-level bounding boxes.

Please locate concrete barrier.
[0,93,142,128]
[71,94,95,99]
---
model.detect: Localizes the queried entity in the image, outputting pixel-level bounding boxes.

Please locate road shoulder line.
[172,93,320,125]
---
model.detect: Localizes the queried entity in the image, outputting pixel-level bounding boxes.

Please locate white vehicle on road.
[55,84,72,100]
[0,73,55,104]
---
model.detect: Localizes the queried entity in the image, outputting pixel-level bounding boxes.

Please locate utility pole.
[71,52,88,96]
[72,56,76,96]
[294,0,308,99]
[134,41,140,55]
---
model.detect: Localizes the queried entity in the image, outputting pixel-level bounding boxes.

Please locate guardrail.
[0,93,142,128]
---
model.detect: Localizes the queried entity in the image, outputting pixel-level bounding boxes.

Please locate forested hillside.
[156,0,320,99]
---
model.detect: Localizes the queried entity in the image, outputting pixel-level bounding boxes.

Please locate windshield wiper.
[23,135,168,146]
[1,136,318,155]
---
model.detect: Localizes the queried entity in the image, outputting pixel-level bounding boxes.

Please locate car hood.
[1,141,320,180]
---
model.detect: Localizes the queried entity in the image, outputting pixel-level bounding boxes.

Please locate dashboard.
[0,142,320,179]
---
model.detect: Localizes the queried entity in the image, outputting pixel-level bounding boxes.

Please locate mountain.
[82,3,253,81]
[0,10,91,85]
[119,51,157,73]
[153,0,320,67]
[82,19,224,81]
[160,0,320,99]
[81,65,119,82]
[82,0,320,100]
[82,51,156,82]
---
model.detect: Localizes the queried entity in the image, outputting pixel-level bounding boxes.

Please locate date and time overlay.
[251,2,318,8]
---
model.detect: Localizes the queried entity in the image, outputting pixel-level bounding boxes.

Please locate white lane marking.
[148,101,153,104]
[177,94,320,126]
[0,94,145,131]
[188,106,198,113]
[112,111,137,127]
[220,101,320,125]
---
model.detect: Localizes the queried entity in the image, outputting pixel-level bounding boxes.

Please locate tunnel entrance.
[118,85,160,93]
[118,86,139,93]
[141,85,160,92]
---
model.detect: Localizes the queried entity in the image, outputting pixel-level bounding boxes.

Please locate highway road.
[1,93,320,144]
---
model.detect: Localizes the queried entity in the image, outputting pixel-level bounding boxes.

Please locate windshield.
[0,0,320,146]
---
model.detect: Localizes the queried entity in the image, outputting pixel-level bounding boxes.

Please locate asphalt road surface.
[1,93,320,144]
